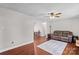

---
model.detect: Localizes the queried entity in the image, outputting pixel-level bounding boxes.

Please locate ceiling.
[0,3,79,20]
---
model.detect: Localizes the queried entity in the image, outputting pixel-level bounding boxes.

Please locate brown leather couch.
[48,30,73,43]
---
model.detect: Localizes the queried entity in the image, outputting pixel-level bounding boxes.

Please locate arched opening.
[33,22,47,54]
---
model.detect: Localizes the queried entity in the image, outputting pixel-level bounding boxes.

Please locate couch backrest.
[53,30,73,37]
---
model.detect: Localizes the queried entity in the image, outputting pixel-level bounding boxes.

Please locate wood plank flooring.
[0,43,34,55]
[0,36,79,55]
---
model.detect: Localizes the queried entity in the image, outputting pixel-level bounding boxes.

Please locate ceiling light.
[49,12,62,20]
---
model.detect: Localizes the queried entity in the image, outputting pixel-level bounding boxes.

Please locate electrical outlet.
[11,41,14,44]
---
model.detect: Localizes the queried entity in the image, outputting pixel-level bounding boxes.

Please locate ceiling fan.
[48,12,62,18]
[36,12,62,19]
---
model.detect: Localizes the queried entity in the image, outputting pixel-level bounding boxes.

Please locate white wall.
[0,8,36,52]
[47,18,79,36]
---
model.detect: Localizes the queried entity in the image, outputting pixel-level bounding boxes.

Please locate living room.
[0,3,79,55]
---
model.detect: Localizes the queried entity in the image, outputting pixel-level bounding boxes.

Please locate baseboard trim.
[0,41,33,53]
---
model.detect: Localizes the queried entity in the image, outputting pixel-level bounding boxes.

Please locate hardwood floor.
[63,43,79,55]
[0,36,79,55]
[0,43,34,55]
[34,36,79,55]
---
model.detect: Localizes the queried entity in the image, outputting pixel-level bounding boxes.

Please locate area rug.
[37,40,67,55]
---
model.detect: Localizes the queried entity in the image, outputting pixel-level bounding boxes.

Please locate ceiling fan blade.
[55,13,62,15]
[55,15,60,17]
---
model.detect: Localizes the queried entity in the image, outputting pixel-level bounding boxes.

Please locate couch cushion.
[62,32,69,37]
[54,31,62,36]
[53,35,61,40]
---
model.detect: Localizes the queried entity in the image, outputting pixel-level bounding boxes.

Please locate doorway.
[33,22,47,55]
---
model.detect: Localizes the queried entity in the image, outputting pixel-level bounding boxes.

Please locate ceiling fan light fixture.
[49,12,62,20]
[50,16,55,20]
